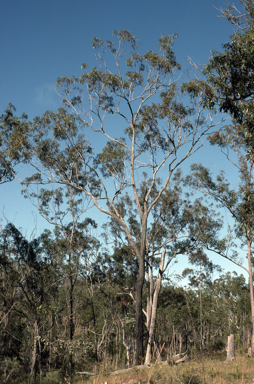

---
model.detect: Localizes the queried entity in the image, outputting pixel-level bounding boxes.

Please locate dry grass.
[74,352,254,384]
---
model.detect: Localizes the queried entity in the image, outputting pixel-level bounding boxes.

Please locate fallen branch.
[76,371,96,376]
[76,365,150,376]
[109,365,151,375]
[174,355,189,365]
[76,353,189,377]
[167,351,189,365]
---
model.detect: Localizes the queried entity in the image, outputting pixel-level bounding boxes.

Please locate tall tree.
[186,0,254,355]
[6,30,223,363]
[203,0,254,148]
[186,122,254,354]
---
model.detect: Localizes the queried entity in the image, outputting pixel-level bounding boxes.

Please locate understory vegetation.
[0,224,253,383]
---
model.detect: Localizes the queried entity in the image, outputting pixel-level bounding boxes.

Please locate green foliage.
[1,28,242,372]
[181,371,202,384]
[181,79,217,110]
[2,32,220,281]
[94,140,130,178]
[0,104,30,184]
[187,157,254,242]
[182,248,222,288]
[0,357,21,383]
[0,221,252,376]
[204,1,254,148]
[41,371,61,384]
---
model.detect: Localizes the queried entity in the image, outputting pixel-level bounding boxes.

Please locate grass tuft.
[75,351,254,384]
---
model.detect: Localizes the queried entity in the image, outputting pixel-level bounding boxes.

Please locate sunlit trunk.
[145,250,165,366]
[135,255,145,364]
[226,334,235,361]
[69,262,74,381]
[247,238,254,355]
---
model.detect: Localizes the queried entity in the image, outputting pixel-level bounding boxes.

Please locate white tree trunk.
[145,250,165,366]
[145,258,154,332]
[227,334,235,362]
[247,239,254,356]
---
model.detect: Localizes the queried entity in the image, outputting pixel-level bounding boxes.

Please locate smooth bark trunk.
[117,318,131,367]
[135,255,145,364]
[69,271,74,380]
[146,256,154,331]
[247,239,254,355]
[154,338,163,363]
[227,334,235,362]
[145,250,165,366]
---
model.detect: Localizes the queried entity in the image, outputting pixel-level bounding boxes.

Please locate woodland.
[1,1,254,383]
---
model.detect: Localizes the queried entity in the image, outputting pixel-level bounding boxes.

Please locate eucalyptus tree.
[6,30,223,363]
[203,0,254,148]
[0,224,23,361]
[213,271,251,347]
[0,104,30,184]
[21,183,99,380]
[186,122,254,354]
[94,171,224,364]
[181,249,222,350]
[0,223,58,384]
[182,0,254,355]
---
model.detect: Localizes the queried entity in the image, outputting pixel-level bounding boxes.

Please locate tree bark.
[38,337,42,384]
[69,274,74,381]
[115,317,131,368]
[135,255,145,364]
[30,321,38,384]
[145,250,165,366]
[2,305,9,358]
[179,334,182,354]
[247,238,254,356]
[227,334,235,362]
[48,315,52,372]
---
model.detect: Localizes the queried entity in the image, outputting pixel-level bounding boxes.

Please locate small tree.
[0,223,58,384]
[182,249,222,350]
[22,183,99,380]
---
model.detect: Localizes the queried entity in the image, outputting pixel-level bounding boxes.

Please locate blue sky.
[1,0,237,119]
[0,0,248,278]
